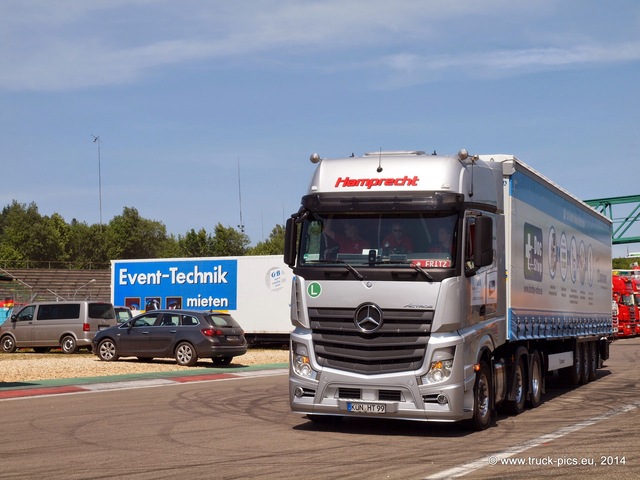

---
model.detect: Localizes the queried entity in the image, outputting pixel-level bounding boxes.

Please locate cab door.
[9,305,36,346]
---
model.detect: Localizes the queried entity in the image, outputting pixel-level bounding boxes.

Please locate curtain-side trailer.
[284,149,613,429]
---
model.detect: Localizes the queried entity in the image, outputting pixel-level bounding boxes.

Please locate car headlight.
[291,342,317,380]
[422,359,454,385]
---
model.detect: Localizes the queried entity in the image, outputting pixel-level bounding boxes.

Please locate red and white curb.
[0,368,287,400]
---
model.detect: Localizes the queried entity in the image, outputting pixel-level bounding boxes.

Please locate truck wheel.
[587,341,598,382]
[560,342,581,386]
[61,335,78,354]
[528,351,543,408]
[579,342,590,385]
[505,356,526,415]
[1,335,17,353]
[469,361,492,430]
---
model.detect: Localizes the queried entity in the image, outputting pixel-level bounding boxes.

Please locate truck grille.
[308,307,432,375]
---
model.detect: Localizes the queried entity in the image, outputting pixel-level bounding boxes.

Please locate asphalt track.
[0,363,289,401]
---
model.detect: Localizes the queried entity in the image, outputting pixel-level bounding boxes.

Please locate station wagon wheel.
[212,356,232,366]
[175,342,198,366]
[1,335,17,353]
[61,335,78,354]
[97,339,119,362]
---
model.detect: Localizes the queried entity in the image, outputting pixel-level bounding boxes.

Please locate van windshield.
[89,303,116,319]
[299,213,457,268]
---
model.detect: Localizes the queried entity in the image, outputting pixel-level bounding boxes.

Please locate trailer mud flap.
[599,337,610,361]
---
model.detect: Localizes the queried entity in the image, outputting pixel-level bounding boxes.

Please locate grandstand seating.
[0,268,111,304]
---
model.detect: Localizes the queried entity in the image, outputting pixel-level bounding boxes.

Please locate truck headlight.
[422,359,454,385]
[291,342,318,380]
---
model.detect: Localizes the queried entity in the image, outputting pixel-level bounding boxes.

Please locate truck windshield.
[299,213,457,268]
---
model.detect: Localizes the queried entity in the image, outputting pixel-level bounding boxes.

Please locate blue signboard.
[113,259,238,311]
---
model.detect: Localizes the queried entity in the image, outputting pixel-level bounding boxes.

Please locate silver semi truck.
[284,149,613,429]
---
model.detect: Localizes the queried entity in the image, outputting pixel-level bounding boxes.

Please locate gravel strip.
[0,348,289,383]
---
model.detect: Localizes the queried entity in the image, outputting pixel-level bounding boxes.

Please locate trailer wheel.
[579,342,590,385]
[468,361,492,430]
[528,351,543,408]
[505,356,526,415]
[587,341,598,382]
[560,342,581,386]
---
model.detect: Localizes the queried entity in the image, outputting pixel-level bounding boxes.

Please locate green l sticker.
[307,282,322,298]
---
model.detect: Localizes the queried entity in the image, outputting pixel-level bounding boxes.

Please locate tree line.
[0,201,285,269]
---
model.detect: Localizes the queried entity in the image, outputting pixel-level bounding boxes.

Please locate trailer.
[284,149,614,429]
[111,255,292,343]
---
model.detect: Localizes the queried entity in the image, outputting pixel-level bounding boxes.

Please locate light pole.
[91,135,103,226]
[73,279,96,300]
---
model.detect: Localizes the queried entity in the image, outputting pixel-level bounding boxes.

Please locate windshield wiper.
[408,262,435,281]
[316,259,364,280]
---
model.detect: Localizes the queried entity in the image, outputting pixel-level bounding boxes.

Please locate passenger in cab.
[382,222,414,253]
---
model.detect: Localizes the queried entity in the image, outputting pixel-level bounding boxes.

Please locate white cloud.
[0,0,638,91]
[372,41,640,88]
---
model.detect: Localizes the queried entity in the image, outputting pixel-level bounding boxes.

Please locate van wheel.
[1,335,17,353]
[61,335,78,354]
[175,342,198,366]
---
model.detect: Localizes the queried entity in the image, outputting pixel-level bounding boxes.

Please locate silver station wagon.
[92,309,248,366]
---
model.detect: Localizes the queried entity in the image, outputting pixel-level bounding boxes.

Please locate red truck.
[612,274,637,337]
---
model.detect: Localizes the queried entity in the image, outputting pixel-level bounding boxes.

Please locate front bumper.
[289,368,474,423]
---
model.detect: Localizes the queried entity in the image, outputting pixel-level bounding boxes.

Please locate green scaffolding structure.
[585,195,640,245]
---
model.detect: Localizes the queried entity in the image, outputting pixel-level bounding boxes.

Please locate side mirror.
[474,216,493,268]
[284,217,297,267]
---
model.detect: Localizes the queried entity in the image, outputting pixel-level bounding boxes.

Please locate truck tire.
[527,350,543,408]
[468,361,493,430]
[505,356,526,415]
[587,341,598,382]
[579,342,590,385]
[560,342,581,386]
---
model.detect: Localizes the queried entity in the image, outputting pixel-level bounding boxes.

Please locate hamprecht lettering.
[334,175,420,189]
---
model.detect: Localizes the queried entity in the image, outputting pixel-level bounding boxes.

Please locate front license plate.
[347,402,386,414]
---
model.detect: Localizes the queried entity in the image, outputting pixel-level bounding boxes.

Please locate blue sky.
[1,1,639,255]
